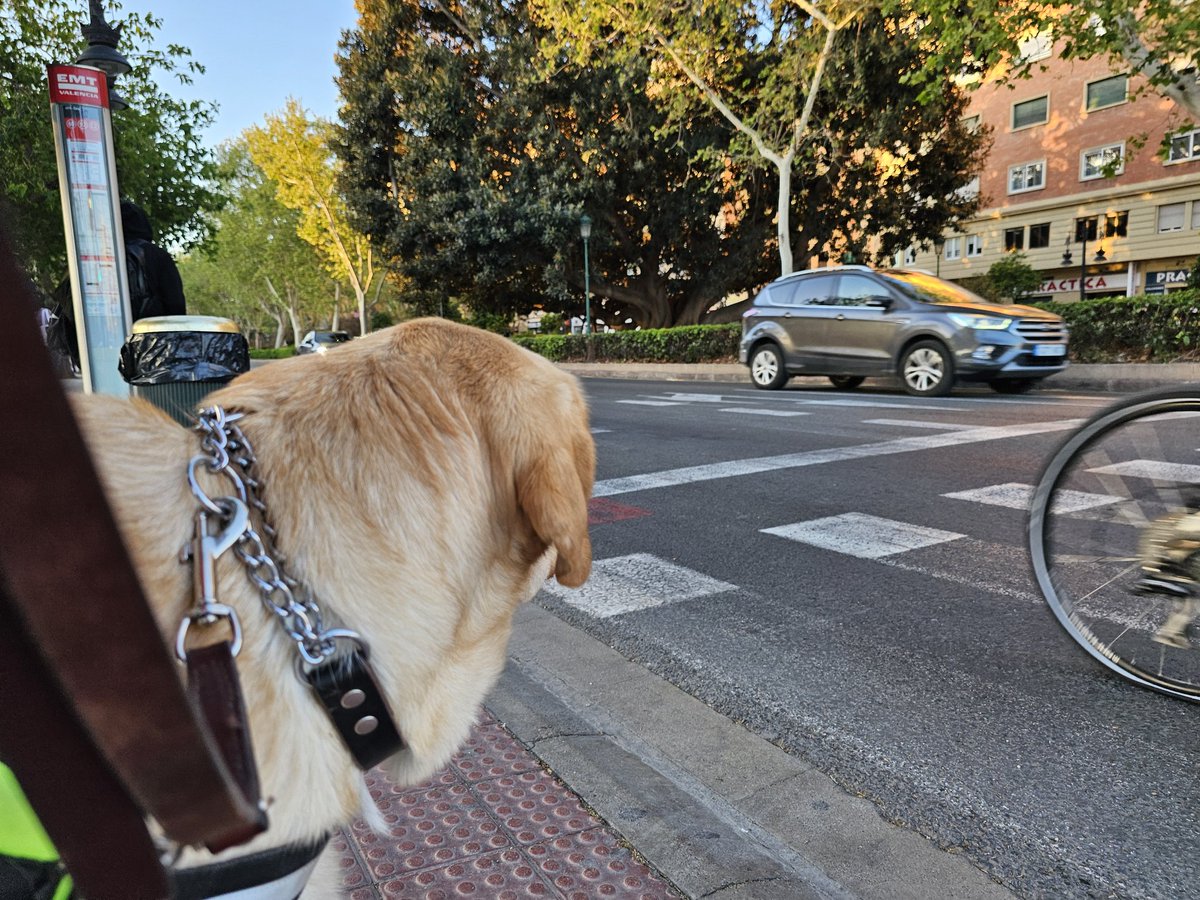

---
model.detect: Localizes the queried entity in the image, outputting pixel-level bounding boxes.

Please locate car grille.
[1016,319,1068,342]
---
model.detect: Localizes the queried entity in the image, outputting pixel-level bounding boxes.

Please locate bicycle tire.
[1029,385,1200,701]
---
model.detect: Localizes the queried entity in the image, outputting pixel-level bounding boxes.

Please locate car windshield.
[322,333,350,343]
[880,270,991,306]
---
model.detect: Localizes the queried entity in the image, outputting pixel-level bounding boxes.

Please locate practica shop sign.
[1144,269,1190,294]
[1038,272,1129,295]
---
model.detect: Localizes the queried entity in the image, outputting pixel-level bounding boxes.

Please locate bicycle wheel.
[1029,386,1200,701]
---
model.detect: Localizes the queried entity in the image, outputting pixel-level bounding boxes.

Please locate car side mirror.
[867,297,892,309]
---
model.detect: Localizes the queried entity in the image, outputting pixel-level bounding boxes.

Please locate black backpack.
[126,239,163,320]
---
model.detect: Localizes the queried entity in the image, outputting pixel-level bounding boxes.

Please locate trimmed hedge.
[249,346,296,359]
[1031,290,1200,363]
[512,323,741,363]
[512,295,1200,366]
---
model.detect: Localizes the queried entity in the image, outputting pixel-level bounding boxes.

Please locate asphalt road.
[534,378,1200,900]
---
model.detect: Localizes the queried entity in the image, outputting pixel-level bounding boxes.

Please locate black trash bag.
[119,330,250,385]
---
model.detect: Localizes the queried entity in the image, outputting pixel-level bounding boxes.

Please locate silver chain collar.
[188,405,364,668]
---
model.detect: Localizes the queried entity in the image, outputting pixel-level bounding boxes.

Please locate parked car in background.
[296,330,352,355]
[739,266,1069,396]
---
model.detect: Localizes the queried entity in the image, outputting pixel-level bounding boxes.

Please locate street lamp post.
[77,0,131,110]
[579,214,592,336]
[1061,217,1106,302]
[934,237,945,277]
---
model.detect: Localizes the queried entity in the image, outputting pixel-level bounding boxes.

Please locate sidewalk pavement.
[334,604,1018,899]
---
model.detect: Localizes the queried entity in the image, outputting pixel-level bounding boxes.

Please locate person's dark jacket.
[120,201,186,320]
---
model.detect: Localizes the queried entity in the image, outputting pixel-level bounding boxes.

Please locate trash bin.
[119,315,250,426]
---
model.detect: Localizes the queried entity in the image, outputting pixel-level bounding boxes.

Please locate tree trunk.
[332,283,340,330]
[776,151,795,276]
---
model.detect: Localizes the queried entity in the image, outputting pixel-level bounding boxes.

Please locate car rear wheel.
[900,341,954,396]
[829,376,865,390]
[749,344,788,390]
[990,378,1039,394]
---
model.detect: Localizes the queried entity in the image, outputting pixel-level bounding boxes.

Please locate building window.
[1009,160,1046,194]
[944,237,961,260]
[1017,32,1053,63]
[1029,223,1051,248]
[965,235,983,257]
[1081,143,1125,180]
[1169,129,1200,163]
[903,246,917,265]
[1012,95,1049,129]
[1004,227,1024,251]
[1075,217,1099,241]
[1159,202,1186,233]
[956,175,980,200]
[1192,203,1200,230]
[1085,74,1128,111]
[961,114,981,133]
[1104,211,1128,238]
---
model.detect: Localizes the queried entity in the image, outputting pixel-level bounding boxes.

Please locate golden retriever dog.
[70,318,593,878]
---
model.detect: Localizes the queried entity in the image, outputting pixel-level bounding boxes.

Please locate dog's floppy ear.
[517,441,592,588]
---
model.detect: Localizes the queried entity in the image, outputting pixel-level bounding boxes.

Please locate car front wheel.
[900,341,954,396]
[749,344,788,390]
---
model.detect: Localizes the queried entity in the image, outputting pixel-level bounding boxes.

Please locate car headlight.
[315,344,327,354]
[947,313,1013,330]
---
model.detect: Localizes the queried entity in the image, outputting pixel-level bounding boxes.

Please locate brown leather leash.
[0,225,266,898]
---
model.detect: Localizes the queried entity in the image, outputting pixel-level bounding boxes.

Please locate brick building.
[906,41,1200,300]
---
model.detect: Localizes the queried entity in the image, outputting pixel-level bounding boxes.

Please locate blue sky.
[116,0,360,147]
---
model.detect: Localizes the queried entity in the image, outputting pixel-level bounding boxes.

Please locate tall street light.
[77,0,131,111]
[1061,217,1105,302]
[579,214,592,337]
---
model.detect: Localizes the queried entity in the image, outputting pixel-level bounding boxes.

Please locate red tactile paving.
[336,708,681,899]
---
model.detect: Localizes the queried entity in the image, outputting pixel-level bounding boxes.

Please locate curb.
[557,362,1200,393]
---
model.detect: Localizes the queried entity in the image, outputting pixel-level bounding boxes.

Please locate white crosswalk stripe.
[762,513,965,559]
[942,482,1122,512]
[544,553,736,618]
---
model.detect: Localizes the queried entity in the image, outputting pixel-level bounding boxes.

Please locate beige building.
[906,42,1200,300]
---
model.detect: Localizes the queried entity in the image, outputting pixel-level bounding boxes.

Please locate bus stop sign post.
[47,63,131,396]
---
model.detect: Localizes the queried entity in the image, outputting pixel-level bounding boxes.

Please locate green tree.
[1,0,219,291]
[985,252,1042,302]
[335,0,778,328]
[245,99,383,335]
[528,0,985,278]
[892,0,1200,122]
[180,141,335,346]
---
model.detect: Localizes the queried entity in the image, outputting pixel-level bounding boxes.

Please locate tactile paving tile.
[379,847,555,898]
[329,831,373,893]
[351,782,513,878]
[475,768,599,845]
[526,828,680,900]
[339,709,681,899]
[451,721,541,782]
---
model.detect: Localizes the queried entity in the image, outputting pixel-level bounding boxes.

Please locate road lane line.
[862,418,977,431]
[719,407,811,417]
[593,418,1084,497]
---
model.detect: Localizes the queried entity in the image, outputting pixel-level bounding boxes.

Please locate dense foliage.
[335,0,777,328]
[335,0,984,328]
[512,323,741,362]
[1033,292,1200,363]
[1,0,218,292]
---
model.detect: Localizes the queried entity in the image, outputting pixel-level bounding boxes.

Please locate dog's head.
[208,319,594,786]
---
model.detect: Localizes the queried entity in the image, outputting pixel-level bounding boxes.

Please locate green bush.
[1031,290,1200,362]
[249,346,296,359]
[512,323,741,363]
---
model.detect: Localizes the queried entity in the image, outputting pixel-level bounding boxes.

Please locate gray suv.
[739,266,1069,396]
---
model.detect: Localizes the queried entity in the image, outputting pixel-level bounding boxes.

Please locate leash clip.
[176,498,249,661]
